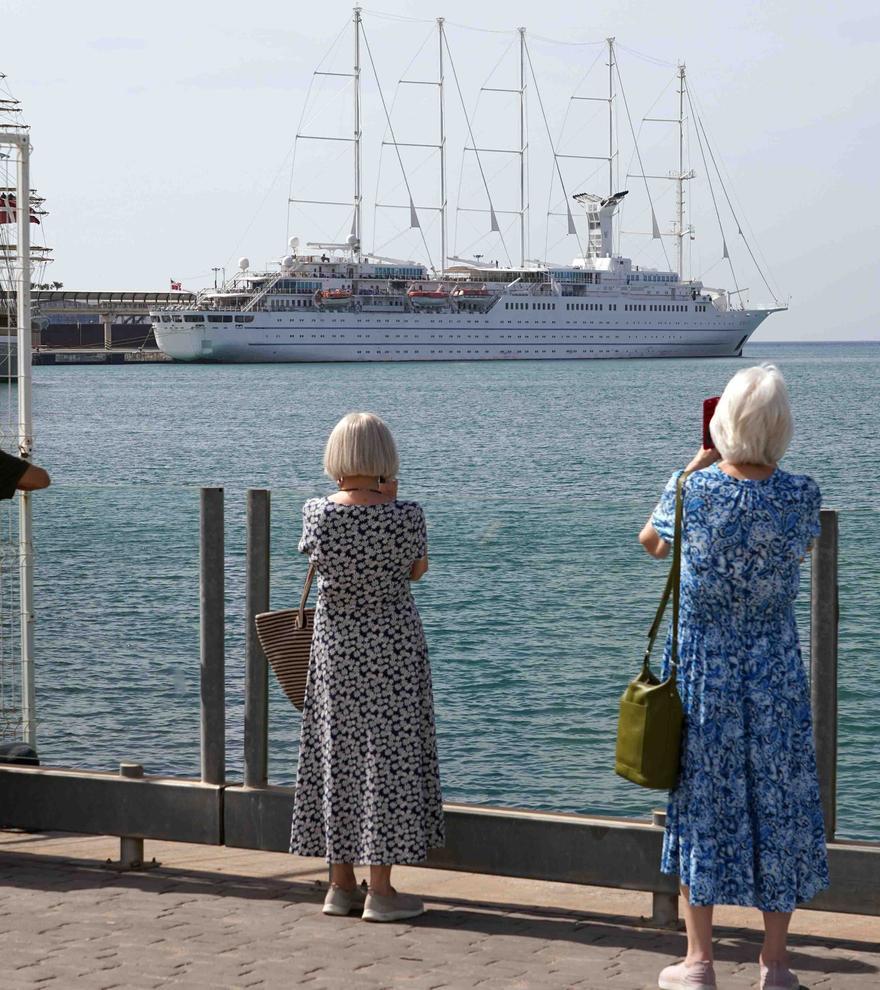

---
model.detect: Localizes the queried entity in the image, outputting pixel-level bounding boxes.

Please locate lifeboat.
[451,284,490,298]
[315,288,352,309]
[407,284,449,308]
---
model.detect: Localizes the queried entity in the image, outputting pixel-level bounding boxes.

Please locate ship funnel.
[572,190,628,259]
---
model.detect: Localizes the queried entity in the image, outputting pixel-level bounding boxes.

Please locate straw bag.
[615,472,688,790]
[254,563,316,711]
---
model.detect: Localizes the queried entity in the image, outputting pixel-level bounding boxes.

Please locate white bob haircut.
[323,412,400,481]
[710,364,793,465]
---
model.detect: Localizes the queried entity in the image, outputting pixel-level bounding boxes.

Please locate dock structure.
[3,288,195,354]
[0,496,878,987]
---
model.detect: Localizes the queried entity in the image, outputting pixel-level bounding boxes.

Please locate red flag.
[170,279,182,291]
[0,193,40,224]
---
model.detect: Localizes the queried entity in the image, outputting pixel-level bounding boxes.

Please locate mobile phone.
[702,396,720,449]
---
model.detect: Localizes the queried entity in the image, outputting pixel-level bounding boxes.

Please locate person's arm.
[638,447,718,559]
[638,520,670,559]
[17,464,50,491]
[410,555,429,581]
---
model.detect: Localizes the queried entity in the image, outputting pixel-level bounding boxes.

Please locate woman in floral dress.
[290,412,445,923]
[639,365,829,990]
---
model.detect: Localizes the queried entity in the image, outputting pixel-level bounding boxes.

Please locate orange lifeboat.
[407,284,449,308]
[450,284,491,299]
[315,288,352,309]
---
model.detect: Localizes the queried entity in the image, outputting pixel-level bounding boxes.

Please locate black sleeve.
[0,449,29,500]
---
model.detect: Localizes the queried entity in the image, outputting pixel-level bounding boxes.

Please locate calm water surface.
[26,342,880,840]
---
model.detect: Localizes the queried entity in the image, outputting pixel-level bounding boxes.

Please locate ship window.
[184,315,204,323]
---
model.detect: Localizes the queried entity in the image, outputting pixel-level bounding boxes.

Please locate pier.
[0,495,877,987]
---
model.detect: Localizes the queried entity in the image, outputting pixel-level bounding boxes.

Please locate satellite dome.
[238,257,249,271]
[289,236,300,250]
[346,234,359,248]
[281,254,295,269]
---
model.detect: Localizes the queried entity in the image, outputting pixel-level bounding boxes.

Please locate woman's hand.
[378,477,398,499]
[684,446,721,474]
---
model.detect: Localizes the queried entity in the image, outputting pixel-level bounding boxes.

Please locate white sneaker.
[362,888,425,923]
[760,961,800,990]
[322,880,367,916]
[658,959,717,989]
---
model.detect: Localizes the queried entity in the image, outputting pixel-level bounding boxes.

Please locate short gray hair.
[323,412,400,480]
[710,364,793,465]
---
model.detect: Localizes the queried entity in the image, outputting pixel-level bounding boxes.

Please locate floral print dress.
[289,497,445,865]
[651,464,829,912]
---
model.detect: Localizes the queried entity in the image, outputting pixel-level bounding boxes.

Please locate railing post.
[244,489,270,788]
[119,762,145,868]
[200,488,225,786]
[810,508,838,841]
[649,809,679,927]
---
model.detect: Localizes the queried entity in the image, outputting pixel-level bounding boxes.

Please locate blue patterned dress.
[650,464,829,912]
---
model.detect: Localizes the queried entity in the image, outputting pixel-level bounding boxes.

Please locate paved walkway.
[1,831,878,990]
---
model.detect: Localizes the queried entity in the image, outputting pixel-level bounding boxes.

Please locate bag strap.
[298,562,316,625]
[643,471,689,677]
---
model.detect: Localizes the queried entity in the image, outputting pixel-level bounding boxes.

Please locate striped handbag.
[254,563,316,711]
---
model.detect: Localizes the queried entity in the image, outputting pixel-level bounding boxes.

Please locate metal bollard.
[200,488,226,786]
[244,490,270,788]
[810,508,839,840]
[119,763,145,868]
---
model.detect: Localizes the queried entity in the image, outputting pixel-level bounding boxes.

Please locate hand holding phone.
[702,396,721,450]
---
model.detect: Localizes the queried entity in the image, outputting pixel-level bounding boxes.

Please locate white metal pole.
[438,17,447,274]
[353,6,362,261]
[15,134,35,748]
[518,27,527,266]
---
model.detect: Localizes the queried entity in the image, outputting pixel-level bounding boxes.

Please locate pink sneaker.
[658,960,717,989]
[760,961,800,989]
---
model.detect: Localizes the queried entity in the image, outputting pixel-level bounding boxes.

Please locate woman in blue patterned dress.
[290,412,445,923]
[638,365,829,990]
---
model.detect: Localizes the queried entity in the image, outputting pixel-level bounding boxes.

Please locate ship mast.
[438,17,447,273]
[352,6,362,260]
[676,62,685,279]
[518,27,528,266]
[607,37,615,198]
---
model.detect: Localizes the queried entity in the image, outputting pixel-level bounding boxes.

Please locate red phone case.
[703,396,720,449]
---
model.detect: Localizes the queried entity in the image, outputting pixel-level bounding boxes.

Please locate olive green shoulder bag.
[615,471,689,790]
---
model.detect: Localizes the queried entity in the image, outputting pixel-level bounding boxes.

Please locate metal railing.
[1,493,877,923]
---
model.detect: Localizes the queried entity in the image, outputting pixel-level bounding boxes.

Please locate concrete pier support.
[101,313,113,351]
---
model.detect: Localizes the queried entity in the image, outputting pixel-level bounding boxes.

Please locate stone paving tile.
[1,847,878,990]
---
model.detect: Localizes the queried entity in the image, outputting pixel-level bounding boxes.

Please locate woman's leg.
[761,910,792,965]
[329,863,357,890]
[369,864,393,896]
[681,884,715,963]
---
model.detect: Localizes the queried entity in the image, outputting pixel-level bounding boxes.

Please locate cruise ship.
[151,15,783,364]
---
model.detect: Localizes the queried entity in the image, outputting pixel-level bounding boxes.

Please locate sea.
[19,341,880,841]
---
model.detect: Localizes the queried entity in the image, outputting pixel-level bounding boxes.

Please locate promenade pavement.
[1,830,878,990]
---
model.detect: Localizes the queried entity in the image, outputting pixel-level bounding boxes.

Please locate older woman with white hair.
[639,365,829,990]
[290,412,444,922]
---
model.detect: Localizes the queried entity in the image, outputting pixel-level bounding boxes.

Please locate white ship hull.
[152,306,769,363]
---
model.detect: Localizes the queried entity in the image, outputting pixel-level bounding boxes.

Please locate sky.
[3,0,879,341]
